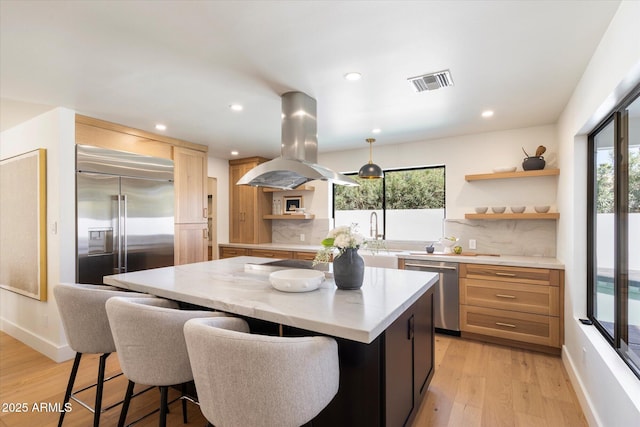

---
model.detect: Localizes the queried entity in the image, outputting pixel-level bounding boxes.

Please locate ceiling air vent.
[407,70,454,92]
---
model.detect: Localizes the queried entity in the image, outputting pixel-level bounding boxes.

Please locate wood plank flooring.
[1,332,587,426]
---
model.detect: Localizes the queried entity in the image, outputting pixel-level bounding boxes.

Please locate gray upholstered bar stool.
[105,296,228,427]
[54,283,153,427]
[184,317,340,427]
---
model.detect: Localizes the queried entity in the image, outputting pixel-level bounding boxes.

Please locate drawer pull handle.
[495,272,517,277]
[495,322,516,328]
[495,294,516,299]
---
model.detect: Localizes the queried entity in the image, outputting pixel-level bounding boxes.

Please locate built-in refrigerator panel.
[120,176,174,273]
[77,172,121,284]
[76,145,174,285]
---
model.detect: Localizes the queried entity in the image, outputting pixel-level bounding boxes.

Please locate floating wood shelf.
[465,169,560,181]
[262,185,315,192]
[465,213,559,220]
[263,214,315,220]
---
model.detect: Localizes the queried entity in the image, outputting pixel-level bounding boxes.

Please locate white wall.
[320,124,558,219]
[0,107,76,362]
[556,1,640,425]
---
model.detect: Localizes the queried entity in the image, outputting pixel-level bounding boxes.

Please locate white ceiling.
[0,0,621,160]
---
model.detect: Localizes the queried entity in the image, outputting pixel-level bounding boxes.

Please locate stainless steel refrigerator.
[76,145,174,284]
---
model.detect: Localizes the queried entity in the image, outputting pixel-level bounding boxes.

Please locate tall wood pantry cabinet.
[174,146,209,264]
[229,157,272,244]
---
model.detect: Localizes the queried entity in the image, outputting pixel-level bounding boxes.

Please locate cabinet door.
[413,291,434,398]
[384,309,414,427]
[229,163,255,243]
[174,147,207,224]
[175,223,208,265]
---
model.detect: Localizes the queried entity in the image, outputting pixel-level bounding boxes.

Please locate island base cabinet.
[309,287,434,427]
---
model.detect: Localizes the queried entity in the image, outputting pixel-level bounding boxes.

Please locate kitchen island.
[104,256,437,427]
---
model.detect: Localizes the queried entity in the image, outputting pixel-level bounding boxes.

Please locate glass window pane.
[384,169,445,241]
[334,176,383,238]
[594,120,616,339]
[623,95,640,369]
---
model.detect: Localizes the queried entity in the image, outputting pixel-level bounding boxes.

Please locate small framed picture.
[283,196,303,214]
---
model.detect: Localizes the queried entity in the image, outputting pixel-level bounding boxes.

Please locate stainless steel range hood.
[236,91,357,190]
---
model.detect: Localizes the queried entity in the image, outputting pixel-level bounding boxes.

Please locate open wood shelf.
[263,214,315,220]
[465,169,559,181]
[465,213,559,220]
[262,185,315,192]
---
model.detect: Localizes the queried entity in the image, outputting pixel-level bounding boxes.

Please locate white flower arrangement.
[313,224,366,265]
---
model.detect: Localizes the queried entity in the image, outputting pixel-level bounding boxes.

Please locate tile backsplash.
[443,219,556,257]
[272,218,556,257]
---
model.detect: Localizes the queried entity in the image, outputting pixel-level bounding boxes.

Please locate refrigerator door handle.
[122,194,128,273]
[116,193,123,274]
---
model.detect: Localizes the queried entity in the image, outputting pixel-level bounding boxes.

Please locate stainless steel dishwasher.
[402,259,460,335]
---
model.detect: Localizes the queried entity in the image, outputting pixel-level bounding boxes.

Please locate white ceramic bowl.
[269,269,324,293]
[534,205,550,213]
[493,166,517,173]
[491,206,506,214]
[475,207,488,214]
[510,206,525,213]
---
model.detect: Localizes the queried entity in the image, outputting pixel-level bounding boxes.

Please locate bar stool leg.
[181,383,188,423]
[58,352,82,427]
[117,380,135,427]
[93,353,110,427]
[159,386,168,427]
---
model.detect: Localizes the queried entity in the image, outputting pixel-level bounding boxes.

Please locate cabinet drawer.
[460,305,560,348]
[460,264,559,286]
[460,278,559,316]
[293,251,317,261]
[248,249,293,259]
[219,247,248,259]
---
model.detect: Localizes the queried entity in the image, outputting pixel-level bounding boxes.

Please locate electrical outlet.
[469,239,477,250]
[300,234,305,242]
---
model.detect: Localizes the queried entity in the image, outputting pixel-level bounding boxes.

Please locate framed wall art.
[0,149,47,301]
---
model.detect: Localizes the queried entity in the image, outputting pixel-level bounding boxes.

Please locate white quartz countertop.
[104,256,437,344]
[218,243,564,269]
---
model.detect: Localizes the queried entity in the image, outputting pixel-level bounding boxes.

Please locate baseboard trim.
[562,344,600,427]
[0,317,74,363]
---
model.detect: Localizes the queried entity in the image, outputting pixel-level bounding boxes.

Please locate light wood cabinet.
[173,147,209,265]
[459,263,563,353]
[174,147,208,224]
[229,157,272,244]
[219,246,249,259]
[174,223,208,265]
[218,245,318,261]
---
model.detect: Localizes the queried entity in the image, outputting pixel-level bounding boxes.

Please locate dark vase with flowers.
[332,248,365,290]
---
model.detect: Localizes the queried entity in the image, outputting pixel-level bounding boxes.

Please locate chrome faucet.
[370,211,379,240]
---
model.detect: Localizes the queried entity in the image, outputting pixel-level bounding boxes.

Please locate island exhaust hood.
[236,91,357,190]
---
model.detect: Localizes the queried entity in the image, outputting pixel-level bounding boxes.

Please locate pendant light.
[358,138,384,179]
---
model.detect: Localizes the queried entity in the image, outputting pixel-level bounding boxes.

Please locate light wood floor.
[1,332,586,427]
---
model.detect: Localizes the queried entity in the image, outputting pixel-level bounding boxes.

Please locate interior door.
[77,172,120,284]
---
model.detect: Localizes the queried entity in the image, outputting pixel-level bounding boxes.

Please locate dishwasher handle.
[404,263,458,271]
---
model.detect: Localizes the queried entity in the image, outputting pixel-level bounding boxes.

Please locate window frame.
[331,164,446,242]
[587,83,640,379]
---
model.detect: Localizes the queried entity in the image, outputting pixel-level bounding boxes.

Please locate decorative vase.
[332,248,365,290]
[522,156,545,170]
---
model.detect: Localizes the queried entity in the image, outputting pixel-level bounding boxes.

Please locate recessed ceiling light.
[230,151,239,156]
[230,104,243,112]
[344,72,362,81]
[481,110,494,118]
[371,128,382,134]
[155,124,167,131]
